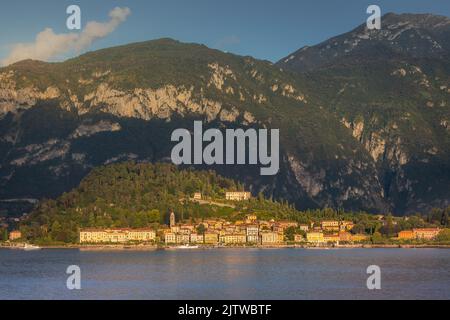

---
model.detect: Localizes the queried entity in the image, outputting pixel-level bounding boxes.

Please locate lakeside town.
[2,192,449,249]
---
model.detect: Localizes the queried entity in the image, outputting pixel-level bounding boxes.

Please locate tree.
[371,232,384,244]
[436,229,450,242]
[196,224,206,244]
[0,228,7,241]
[196,224,206,236]
[441,209,449,227]
[284,227,296,241]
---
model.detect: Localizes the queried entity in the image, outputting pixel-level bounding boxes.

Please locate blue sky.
[1,0,449,63]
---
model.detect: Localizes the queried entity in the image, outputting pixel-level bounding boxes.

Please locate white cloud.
[1,7,131,66]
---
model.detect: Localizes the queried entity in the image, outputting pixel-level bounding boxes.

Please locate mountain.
[277,13,450,213]
[278,13,450,73]
[0,13,449,215]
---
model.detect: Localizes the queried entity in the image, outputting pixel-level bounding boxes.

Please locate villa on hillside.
[225,191,251,201]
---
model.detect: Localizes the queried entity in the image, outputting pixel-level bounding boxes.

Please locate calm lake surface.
[0,248,449,300]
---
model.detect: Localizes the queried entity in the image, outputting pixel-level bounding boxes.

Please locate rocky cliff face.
[278,13,450,214]
[1,16,449,215]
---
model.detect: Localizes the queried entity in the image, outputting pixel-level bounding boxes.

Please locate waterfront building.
[398,230,415,240]
[176,233,190,244]
[9,230,22,241]
[306,231,325,244]
[165,232,177,244]
[225,192,251,201]
[246,225,259,243]
[221,232,247,244]
[204,232,219,245]
[126,229,156,242]
[80,229,106,243]
[190,233,203,244]
[321,221,340,232]
[413,228,441,240]
[79,228,156,244]
[260,231,280,245]
[247,234,259,244]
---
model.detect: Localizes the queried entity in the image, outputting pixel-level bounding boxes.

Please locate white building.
[225,192,251,201]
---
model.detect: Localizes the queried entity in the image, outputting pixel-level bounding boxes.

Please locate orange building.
[9,230,22,241]
[398,230,415,240]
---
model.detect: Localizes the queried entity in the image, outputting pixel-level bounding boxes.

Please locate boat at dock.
[170,244,199,249]
[23,244,41,251]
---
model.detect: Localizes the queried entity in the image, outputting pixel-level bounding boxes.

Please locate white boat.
[176,244,199,249]
[23,244,41,251]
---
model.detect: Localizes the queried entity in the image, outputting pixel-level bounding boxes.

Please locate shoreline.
[1,243,450,251]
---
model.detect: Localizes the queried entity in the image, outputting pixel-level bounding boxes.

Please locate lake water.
[0,248,449,300]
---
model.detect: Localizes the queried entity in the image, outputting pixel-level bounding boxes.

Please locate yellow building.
[225,192,251,201]
[204,232,219,245]
[127,229,156,242]
[260,232,281,245]
[9,230,22,241]
[80,228,156,244]
[221,233,247,244]
[165,232,177,244]
[306,232,325,243]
